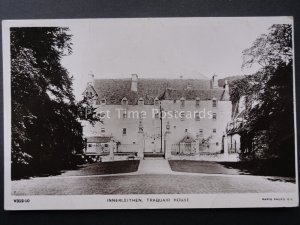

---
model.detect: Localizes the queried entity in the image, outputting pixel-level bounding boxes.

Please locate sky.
[56,17,292,99]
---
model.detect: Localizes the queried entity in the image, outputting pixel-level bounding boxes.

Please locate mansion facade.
[81,74,233,159]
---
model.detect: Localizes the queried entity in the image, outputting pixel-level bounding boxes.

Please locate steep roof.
[178,133,196,143]
[86,136,112,143]
[162,88,227,101]
[92,78,228,105]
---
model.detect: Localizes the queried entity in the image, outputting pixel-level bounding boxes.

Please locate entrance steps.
[144,152,164,158]
[137,159,173,174]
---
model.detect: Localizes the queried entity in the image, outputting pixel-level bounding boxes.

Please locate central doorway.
[144,135,161,153]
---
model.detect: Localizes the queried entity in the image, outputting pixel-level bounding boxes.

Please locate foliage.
[200,135,212,149]
[242,24,292,69]
[11,27,83,178]
[231,24,295,174]
[77,96,104,125]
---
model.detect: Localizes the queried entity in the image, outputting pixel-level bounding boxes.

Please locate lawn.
[168,160,243,175]
[59,160,140,177]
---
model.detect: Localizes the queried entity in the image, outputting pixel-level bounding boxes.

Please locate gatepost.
[195,133,200,156]
[109,139,114,161]
[223,134,229,160]
[137,120,144,159]
[164,121,172,159]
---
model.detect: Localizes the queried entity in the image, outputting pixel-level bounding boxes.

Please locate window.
[104,144,109,147]
[138,98,144,106]
[139,112,144,120]
[121,97,128,105]
[180,97,185,108]
[88,144,92,147]
[213,128,216,133]
[199,129,204,136]
[212,113,217,120]
[173,99,176,104]
[154,97,160,106]
[86,91,93,98]
[133,142,136,144]
[180,112,185,121]
[155,112,159,119]
[195,97,200,107]
[122,128,127,135]
[123,112,127,119]
[101,99,106,104]
[212,99,217,107]
[101,128,105,133]
[185,129,188,132]
[195,112,200,121]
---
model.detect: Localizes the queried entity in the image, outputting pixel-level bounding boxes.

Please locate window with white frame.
[212,113,217,120]
[123,111,127,119]
[180,112,185,121]
[195,112,200,121]
[195,97,200,107]
[212,98,217,107]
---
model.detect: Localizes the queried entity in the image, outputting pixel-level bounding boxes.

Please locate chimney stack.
[131,74,138,92]
[211,74,218,89]
[87,73,95,86]
[224,80,229,92]
[222,80,230,100]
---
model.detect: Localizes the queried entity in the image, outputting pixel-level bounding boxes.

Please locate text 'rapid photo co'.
[2,17,298,210]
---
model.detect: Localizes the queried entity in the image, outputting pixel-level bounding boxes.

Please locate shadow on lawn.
[12,160,140,180]
[169,160,296,183]
[219,161,296,183]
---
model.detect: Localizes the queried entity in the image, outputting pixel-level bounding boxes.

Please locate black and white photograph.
[2,17,298,209]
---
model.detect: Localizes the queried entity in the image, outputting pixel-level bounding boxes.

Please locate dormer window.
[121,97,128,105]
[195,97,200,107]
[100,99,106,105]
[86,91,93,98]
[154,97,160,106]
[212,98,217,107]
[180,97,185,108]
[138,97,144,106]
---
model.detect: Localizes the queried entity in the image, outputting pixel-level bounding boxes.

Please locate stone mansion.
[81,74,233,159]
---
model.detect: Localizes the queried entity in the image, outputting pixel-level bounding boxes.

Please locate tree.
[231,24,295,176]
[11,27,83,177]
[242,24,292,69]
